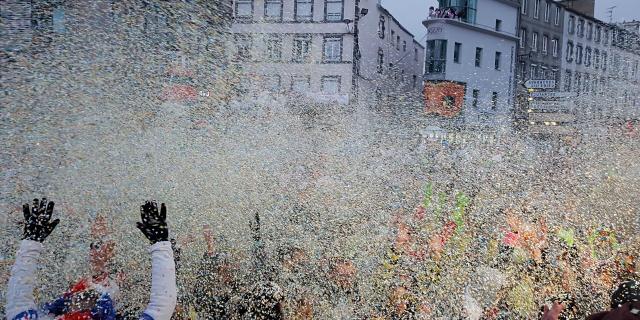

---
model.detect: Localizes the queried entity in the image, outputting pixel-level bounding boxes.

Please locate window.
[544,1,550,22]
[235,0,253,20]
[292,34,312,62]
[595,26,601,42]
[378,16,386,38]
[414,48,419,61]
[494,51,501,70]
[295,0,313,22]
[235,34,252,59]
[454,42,461,63]
[604,29,609,46]
[325,0,343,22]
[534,0,540,19]
[475,47,482,67]
[587,22,593,40]
[266,34,282,61]
[602,51,608,71]
[323,35,342,62]
[532,32,538,51]
[594,49,600,69]
[426,40,447,73]
[264,0,283,21]
[519,28,526,48]
[530,64,537,79]
[491,92,498,110]
[396,36,400,50]
[265,75,281,92]
[576,45,583,64]
[321,76,341,94]
[403,41,407,52]
[584,74,590,93]
[412,75,417,88]
[495,19,502,31]
[568,15,575,34]
[291,76,311,92]
[574,72,581,93]
[554,6,560,25]
[564,70,572,91]
[377,48,384,73]
[577,19,584,37]
[551,38,558,57]
[521,0,528,14]
[52,6,66,33]
[585,47,592,67]
[518,61,526,81]
[542,35,548,54]
[390,30,395,43]
[472,89,479,108]
[566,41,574,62]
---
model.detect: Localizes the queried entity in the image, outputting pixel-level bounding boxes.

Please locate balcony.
[427,5,476,24]
[424,60,447,80]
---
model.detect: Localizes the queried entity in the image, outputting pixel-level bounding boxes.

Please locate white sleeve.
[141,241,177,320]
[5,240,43,320]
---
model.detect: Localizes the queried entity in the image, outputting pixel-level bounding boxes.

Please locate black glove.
[22,197,60,242]
[136,201,169,244]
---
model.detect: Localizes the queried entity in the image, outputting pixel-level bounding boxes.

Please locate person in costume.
[5,198,176,320]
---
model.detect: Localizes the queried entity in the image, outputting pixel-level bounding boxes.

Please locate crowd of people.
[428,6,464,20]
[4,197,639,319]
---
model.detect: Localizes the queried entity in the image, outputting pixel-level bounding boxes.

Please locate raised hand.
[22,197,60,242]
[136,200,169,244]
[542,302,563,320]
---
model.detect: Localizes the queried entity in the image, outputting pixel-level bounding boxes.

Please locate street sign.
[524,79,556,89]
[530,91,577,99]
[529,100,572,111]
[529,112,576,123]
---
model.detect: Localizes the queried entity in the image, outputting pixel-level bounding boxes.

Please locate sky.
[381,0,640,41]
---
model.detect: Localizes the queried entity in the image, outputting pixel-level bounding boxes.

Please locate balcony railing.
[426,60,446,74]
[427,5,477,24]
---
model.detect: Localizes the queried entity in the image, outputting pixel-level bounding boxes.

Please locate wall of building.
[423,0,519,127]
[557,0,594,18]
[231,0,423,105]
[231,0,356,103]
[560,8,640,121]
[357,2,425,103]
[476,0,519,34]
[0,0,33,52]
[518,0,565,84]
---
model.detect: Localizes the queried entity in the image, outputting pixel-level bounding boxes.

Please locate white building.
[422,0,519,128]
[229,0,424,105]
[559,8,640,122]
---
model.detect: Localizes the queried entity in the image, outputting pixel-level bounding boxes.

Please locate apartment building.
[230,0,424,105]
[560,7,640,122]
[422,0,519,128]
[517,0,564,86]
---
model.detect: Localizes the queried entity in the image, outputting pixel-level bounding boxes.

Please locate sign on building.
[524,80,556,89]
[530,91,577,99]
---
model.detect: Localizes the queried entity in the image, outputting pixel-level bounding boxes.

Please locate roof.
[377,4,424,49]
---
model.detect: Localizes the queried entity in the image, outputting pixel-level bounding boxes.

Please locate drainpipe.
[352,0,361,103]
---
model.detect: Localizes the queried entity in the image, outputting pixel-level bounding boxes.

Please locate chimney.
[558,0,595,18]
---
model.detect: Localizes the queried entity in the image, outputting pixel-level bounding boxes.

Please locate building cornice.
[423,19,519,42]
